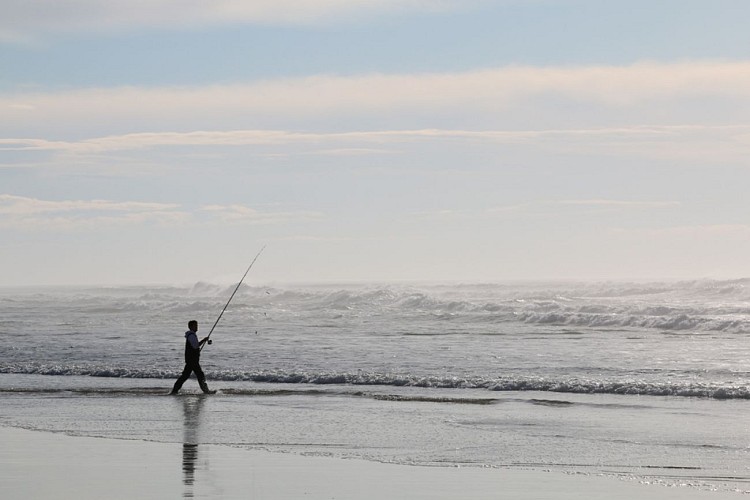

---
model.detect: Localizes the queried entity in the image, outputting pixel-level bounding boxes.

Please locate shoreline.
[1,425,742,500]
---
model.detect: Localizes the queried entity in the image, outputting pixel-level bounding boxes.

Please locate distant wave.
[9,280,750,333]
[169,280,750,334]
[253,284,750,333]
[510,310,750,333]
[3,364,749,400]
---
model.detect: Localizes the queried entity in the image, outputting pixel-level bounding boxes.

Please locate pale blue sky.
[3,1,750,89]
[2,1,750,285]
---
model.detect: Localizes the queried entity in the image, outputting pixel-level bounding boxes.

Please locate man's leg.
[193,363,211,393]
[170,364,192,394]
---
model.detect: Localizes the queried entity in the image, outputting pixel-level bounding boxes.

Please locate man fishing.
[169,246,265,395]
[170,320,215,395]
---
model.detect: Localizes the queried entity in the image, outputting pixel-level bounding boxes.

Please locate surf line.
[201,245,266,352]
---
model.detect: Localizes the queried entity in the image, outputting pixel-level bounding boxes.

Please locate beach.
[2,424,744,500]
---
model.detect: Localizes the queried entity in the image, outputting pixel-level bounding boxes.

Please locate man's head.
[188,320,198,332]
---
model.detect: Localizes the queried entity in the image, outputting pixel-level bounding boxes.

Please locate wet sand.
[0,425,742,500]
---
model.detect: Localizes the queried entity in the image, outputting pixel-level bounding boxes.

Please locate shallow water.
[1,374,750,494]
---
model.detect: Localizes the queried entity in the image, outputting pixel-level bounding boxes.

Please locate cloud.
[277,234,365,242]
[4,61,750,138]
[0,194,178,215]
[3,61,750,168]
[554,199,681,209]
[0,194,319,229]
[0,194,187,229]
[412,199,680,220]
[200,204,323,224]
[611,224,750,239]
[3,125,750,163]
[0,0,469,41]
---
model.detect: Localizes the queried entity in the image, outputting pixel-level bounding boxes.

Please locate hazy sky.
[3,0,750,285]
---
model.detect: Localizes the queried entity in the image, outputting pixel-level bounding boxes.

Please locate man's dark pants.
[171,359,209,393]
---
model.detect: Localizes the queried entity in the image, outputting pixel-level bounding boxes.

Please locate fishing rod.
[201,245,266,352]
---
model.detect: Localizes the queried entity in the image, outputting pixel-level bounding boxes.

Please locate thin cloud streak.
[3,125,750,154]
[0,194,181,215]
[0,194,319,229]
[495,199,682,216]
[556,199,681,208]
[611,224,750,239]
[4,61,750,136]
[414,199,681,220]
[200,204,324,224]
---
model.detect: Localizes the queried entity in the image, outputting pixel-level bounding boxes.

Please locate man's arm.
[187,332,200,349]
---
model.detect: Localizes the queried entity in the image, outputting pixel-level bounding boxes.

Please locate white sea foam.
[2,363,750,400]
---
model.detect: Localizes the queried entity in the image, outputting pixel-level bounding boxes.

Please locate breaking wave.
[10,279,750,333]
[181,280,750,333]
[3,363,749,400]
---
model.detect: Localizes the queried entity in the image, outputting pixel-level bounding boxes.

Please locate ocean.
[2,280,750,494]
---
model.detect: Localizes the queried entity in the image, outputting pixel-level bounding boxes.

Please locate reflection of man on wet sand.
[181,396,206,494]
[171,320,214,395]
